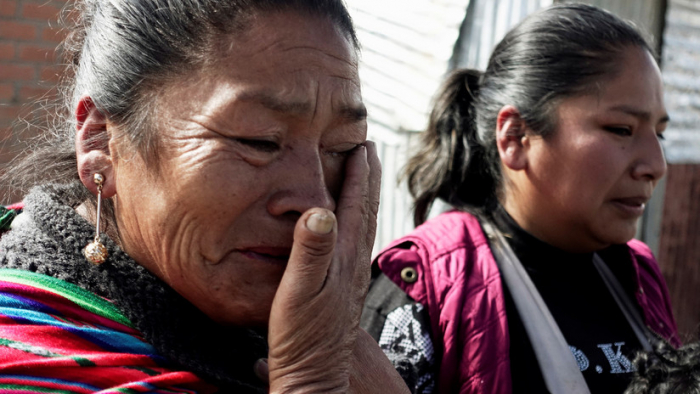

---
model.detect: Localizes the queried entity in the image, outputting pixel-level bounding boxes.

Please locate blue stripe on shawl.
[0,306,159,357]
[0,292,63,316]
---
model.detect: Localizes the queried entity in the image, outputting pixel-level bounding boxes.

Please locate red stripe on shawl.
[0,315,19,324]
[0,353,159,370]
[104,371,219,394]
[0,376,95,394]
[0,343,48,364]
[0,325,110,354]
[0,368,217,394]
[14,365,174,386]
[0,281,140,335]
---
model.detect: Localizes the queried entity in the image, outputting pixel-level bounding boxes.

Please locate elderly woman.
[0,0,409,393]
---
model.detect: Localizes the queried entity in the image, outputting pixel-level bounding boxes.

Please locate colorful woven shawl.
[0,268,217,393]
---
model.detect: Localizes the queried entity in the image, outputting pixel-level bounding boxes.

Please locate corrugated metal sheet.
[559,0,665,48]
[453,0,553,70]
[660,0,700,164]
[346,0,471,252]
[349,0,470,135]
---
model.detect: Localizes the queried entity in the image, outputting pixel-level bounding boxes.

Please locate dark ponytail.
[404,3,652,227]
[405,69,499,226]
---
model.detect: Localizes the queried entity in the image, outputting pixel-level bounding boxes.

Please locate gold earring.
[84,173,108,265]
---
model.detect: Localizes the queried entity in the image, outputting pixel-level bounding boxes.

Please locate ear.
[75,96,117,198]
[496,105,529,171]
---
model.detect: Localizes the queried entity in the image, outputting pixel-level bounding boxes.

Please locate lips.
[610,196,648,217]
[238,246,291,264]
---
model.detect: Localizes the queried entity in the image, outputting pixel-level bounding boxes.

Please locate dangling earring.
[84,173,108,265]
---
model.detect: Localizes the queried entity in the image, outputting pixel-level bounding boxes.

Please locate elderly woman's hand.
[265,142,407,393]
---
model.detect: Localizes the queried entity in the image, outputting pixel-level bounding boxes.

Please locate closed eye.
[236,138,280,153]
[604,126,632,136]
[327,144,360,158]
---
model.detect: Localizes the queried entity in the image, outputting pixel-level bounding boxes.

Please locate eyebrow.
[237,91,367,122]
[608,105,670,124]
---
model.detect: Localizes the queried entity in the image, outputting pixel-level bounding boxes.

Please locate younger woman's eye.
[656,132,666,141]
[604,126,632,136]
[236,138,280,153]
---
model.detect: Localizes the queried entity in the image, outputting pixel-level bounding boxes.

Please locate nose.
[266,150,336,219]
[631,130,667,182]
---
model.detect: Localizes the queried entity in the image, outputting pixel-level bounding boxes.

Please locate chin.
[598,223,638,247]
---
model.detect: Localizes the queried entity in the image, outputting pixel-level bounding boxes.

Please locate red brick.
[0,1,17,17]
[0,83,12,101]
[0,104,22,120]
[0,42,14,60]
[40,26,67,43]
[39,64,64,82]
[0,21,37,41]
[0,64,34,81]
[0,145,23,165]
[18,84,49,100]
[0,126,11,143]
[18,44,55,62]
[21,3,61,21]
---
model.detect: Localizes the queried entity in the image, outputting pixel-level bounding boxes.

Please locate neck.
[501,196,608,254]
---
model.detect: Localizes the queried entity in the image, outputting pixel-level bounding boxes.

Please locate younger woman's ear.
[75,96,116,198]
[496,105,529,171]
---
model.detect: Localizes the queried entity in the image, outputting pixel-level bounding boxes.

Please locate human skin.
[74,10,408,394]
[108,11,367,327]
[498,46,668,253]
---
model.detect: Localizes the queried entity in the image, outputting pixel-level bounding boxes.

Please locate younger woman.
[362,4,679,394]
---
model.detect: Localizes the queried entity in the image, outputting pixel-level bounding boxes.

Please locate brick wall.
[0,0,68,202]
[658,164,700,340]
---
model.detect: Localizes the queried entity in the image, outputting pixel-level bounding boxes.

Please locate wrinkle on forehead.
[279,45,358,68]
[214,11,358,66]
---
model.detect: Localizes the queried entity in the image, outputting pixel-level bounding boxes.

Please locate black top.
[492,206,643,394]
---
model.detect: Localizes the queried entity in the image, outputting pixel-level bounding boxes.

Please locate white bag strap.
[592,254,653,353]
[482,220,591,394]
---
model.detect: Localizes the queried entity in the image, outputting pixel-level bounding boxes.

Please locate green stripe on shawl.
[0,269,133,327]
[0,207,17,231]
[0,384,85,394]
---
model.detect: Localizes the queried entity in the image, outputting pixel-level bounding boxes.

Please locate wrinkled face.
[511,47,668,252]
[110,11,366,326]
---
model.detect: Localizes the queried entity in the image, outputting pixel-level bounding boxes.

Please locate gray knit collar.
[0,183,267,392]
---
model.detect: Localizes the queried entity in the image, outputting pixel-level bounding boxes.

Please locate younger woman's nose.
[631,132,667,181]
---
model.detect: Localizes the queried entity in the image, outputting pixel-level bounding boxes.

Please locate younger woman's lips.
[611,198,646,217]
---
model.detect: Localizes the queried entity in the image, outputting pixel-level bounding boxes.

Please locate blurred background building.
[1,0,700,338]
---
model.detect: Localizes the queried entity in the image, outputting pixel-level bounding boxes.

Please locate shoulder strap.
[592,254,653,353]
[481,220,591,394]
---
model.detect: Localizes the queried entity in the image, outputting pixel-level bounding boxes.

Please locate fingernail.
[254,358,269,382]
[307,212,334,234]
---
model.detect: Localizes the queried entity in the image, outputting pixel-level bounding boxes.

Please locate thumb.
[280,208,337,299]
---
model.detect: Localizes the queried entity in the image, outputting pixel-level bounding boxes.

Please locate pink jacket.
[376,211,680,394]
